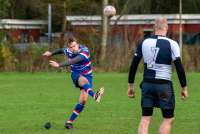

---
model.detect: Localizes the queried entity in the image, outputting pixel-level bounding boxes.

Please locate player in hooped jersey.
[127,17,188,134]
[43,36,104,130]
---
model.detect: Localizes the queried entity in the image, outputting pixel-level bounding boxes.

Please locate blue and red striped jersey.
[63,45,92,76]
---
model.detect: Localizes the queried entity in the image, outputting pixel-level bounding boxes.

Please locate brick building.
[1,19,48,43]
[66,14,200,45]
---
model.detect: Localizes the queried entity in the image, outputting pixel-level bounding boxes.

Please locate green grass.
[0,72,199,134]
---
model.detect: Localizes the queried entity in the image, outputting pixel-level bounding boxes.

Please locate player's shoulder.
[80,44,88,49]
[162,37,179,48]
[64,48,71,53]
[157,35,176,43]
[137,38,146,47]
[63,47,68,51]
[165,37,178,44]
[62,47,69,55]
[79,45,89,52]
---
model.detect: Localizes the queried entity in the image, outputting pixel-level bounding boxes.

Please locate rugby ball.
[104,5,116,17]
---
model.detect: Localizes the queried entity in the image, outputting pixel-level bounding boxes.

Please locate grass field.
[0,72,199,134]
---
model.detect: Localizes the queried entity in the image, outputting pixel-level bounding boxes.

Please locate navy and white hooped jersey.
[135,35,180,81]
[63,45,92,76]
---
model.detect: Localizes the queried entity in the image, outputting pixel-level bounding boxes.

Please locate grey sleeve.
[51,48,65,55]
[59,56,83,67]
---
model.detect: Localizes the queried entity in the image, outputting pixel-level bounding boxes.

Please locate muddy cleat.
[95,87,104,102]
[65,123,74,130]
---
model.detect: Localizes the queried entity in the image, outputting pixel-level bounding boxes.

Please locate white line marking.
[0,84,14,88]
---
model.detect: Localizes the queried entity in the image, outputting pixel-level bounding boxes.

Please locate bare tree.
[59,0,66,48]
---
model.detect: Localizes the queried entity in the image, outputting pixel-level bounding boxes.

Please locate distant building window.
[143,29,153,39]
[112,34,124,48]
[183,33,200,44]
[21,31,28,43]
[107,34,124,48]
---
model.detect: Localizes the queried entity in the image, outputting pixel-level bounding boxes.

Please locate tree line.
[1,0,200,31]
[0,0,200,73]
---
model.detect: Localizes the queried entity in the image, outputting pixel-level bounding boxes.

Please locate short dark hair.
[67,36,77,46]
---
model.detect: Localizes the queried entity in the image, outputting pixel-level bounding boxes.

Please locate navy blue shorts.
[140,81,175,109]
[71,73,92,89]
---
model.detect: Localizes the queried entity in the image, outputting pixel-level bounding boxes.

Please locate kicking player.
[127,17,188,134]
[43,36,104,130]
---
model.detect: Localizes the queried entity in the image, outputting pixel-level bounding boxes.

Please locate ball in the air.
[104,5,116,17]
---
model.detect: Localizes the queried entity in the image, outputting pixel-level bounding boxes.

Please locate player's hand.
[181,86,188,100]
[49,60,59,67]
[127,83,135,98]
[43,51,52,57]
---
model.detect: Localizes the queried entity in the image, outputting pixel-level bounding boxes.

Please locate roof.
[0,19,48,29]
[66,14,200,25]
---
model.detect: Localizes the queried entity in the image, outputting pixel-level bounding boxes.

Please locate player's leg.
[71,73,97,100]
[65,73,104,129]
[157,82,175,134]
[158,109,174,134]
[79,88,89,104]
[139,82,155,134]
[138,107,153,134]
[65,89,89,130]
[78,76,104,102]
[65,73,88,130]
[78,76,95,98]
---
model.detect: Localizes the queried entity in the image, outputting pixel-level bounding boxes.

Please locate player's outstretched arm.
[43,51,52,57]
[43,48,64,57]
[181,86,188,100]
[59,56,83,67]
[49,60,59,67]
[49,56,84,68]
[127,83,135,98]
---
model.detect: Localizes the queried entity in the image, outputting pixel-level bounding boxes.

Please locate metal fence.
[14,43,50,52]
